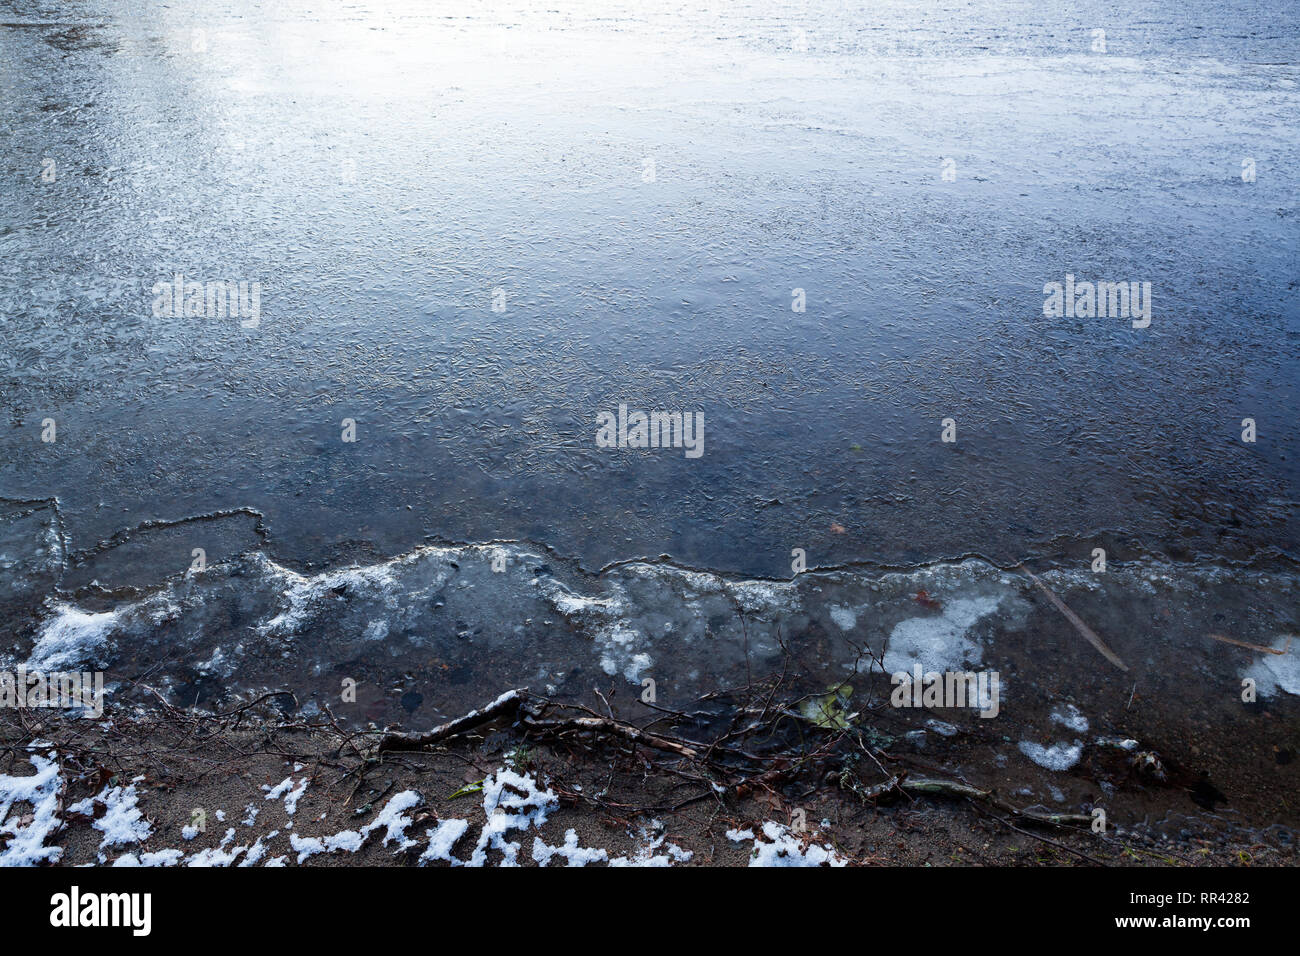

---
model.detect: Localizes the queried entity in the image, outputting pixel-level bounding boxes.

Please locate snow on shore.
[0,754,715,867]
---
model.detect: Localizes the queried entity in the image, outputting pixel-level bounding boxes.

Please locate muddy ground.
[2,675,1295,867]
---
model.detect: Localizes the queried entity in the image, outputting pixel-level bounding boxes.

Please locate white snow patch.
[418,818,470,865]
[67,781,152,851]
[263,776,308,815]
[608,819,693,867]
[925,718,959,737]
[290,829,364,864]
[363,790,421,850]
[112,848,184,867]
[186,828,244,867]
[468,769,558,867]
[237,837,268,867]
[194,646,231,678]
[730,578,799,614]
[0,750,64,865]
[730,821,846,867]
[285,791,424,863]
[532,829,609,867]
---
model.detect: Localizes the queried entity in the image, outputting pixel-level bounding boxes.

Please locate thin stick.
[1209,633,1292,656]
[521,715,701,759]
[1019,564,1129,672]
[376,689,526,753]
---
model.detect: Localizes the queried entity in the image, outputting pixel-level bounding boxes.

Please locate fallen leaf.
[798,684,856,730]
[914,589,942,610]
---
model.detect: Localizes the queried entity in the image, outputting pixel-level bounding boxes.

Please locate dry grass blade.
[1209,633,1292,656]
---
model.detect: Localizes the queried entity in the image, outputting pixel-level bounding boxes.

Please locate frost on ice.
[1242,636,1300,698]
[26,606,119,671]
[829,605,857,631]
[882,595,1002,675]
[1018,739,1083,771]
[1050,703,1089,732]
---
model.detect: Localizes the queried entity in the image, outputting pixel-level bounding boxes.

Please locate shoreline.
[2,686,1293,868]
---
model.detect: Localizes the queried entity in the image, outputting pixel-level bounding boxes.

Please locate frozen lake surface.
[1,1,1297,727]
[2,0,1297,576]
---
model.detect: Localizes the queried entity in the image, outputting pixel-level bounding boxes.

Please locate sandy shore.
[2,682,1294,868]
